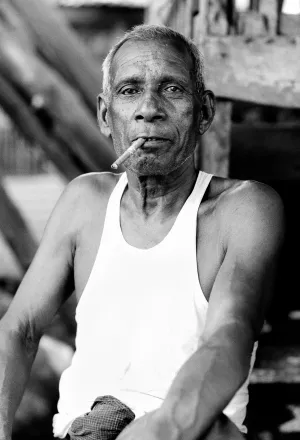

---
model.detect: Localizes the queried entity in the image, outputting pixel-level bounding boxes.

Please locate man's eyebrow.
[113,74,191,90]
[158,75,190,86]
[113,75,143,89]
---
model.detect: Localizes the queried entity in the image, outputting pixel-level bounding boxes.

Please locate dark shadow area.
[231,101,300,439]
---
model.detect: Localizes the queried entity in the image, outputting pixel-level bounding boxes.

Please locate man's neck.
[124,158,198,219]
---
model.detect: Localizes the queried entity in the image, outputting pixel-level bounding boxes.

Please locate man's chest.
[73,209,223,304]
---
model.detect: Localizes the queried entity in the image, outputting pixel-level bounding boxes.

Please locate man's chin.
[125,159,177,176]
[125,153,195,176]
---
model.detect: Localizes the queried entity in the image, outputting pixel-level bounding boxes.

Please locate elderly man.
[0,25,284,440]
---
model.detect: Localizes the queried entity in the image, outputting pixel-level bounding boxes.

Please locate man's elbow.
[0,316,40,361]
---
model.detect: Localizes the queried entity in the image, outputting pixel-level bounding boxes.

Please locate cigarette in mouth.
[111,137,145,170]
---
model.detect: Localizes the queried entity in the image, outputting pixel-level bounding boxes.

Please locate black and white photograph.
[0,1,300,439]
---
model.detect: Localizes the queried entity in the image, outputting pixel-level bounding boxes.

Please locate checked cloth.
[67,395,135,440]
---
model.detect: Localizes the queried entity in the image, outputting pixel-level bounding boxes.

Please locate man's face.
[102,39,202,175]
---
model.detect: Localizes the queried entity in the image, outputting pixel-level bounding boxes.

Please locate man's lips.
[141,138,170,150]
[132,136,170,143]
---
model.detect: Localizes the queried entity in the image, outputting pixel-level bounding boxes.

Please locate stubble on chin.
[126,151,194,176]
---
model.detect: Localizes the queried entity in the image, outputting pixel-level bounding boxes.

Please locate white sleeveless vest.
[53,171,257,438]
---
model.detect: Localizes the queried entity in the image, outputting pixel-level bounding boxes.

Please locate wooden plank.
[194,0,209,40]
[9,0,103,113]
[199,99,232,177]
[199,36,300,108]
[0,1,117,173]
[0,73,83,181]
[207,0,229,35]
[0,179,37,271]
[236,10,269,36]
[197,1,232,177]
[145,0,175,25]
[167,0,187,32]
[259,0,278,35]
[185,0,200,38]
[0,27,116,174]
[280,11,300,36]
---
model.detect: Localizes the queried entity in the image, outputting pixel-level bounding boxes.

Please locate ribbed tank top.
[53,171,257,438]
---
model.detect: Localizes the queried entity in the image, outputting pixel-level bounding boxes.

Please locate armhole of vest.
[75,173,126,319]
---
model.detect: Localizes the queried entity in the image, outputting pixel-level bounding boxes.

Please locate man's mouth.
[132,135,168,142]
[137,136,169,145]
[142,138,169,148]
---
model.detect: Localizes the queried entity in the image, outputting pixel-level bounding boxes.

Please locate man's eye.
[165,85,182,93]
[121,88,139,95]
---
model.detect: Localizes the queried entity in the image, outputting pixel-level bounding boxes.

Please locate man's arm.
[116,181,284,440]
[0,177,82,439]
[155,182,285,440]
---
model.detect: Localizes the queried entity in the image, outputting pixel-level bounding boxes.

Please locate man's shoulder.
[63,171,121,207]
[68,171,121,195]
[213,177,285,248]
[53,172,122,229]
[212,176,283,215]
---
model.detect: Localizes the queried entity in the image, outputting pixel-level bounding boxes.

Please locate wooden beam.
[236,10,269,36]
[192,1,232,177]
[207,0,229,35]
[0,74,83,181]
[259,0,278,35]
[195,0,209,40]
[0,179,37,271]
[199,36,300,108]
[9,0,103,114]
[0,27,116,174]
[200,99,232,177]
[0,1,117,173]
[143,0,173,25]
[185,0,200,39]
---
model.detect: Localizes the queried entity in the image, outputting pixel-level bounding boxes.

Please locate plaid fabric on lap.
[68,395,135,440]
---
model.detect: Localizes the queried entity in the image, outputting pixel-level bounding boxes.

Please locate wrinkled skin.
[98,38,212,177]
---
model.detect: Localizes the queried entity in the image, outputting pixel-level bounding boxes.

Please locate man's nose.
[135,93,166,122]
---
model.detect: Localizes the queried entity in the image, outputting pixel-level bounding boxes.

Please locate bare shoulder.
[62,171,120,220]
[66,171,120,201]
[212,177,285,251]
[217,177,284,215]
[39,171,121,255]
[0,172,122,336]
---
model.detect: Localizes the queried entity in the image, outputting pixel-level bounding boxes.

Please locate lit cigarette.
[111,137,145,170]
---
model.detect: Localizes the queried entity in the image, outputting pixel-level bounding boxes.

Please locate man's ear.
[97,94,111,138]
[199,90,216,135]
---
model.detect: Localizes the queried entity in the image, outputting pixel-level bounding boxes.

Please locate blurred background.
[0,0,300,438]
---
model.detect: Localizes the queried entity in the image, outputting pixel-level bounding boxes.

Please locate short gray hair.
[102,24,205,100]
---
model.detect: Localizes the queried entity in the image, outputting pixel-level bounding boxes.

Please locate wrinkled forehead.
[110,38,194,86]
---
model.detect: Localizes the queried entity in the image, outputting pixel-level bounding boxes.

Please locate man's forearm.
[0,328,38,439]
[158,324,254,440]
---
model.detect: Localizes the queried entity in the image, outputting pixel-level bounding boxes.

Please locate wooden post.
[200,99,232,176]
[145,0,175,25]
[195,0,233,176]
[259,0,278,35]
[194,0,209,39]
[185,0,200,38]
